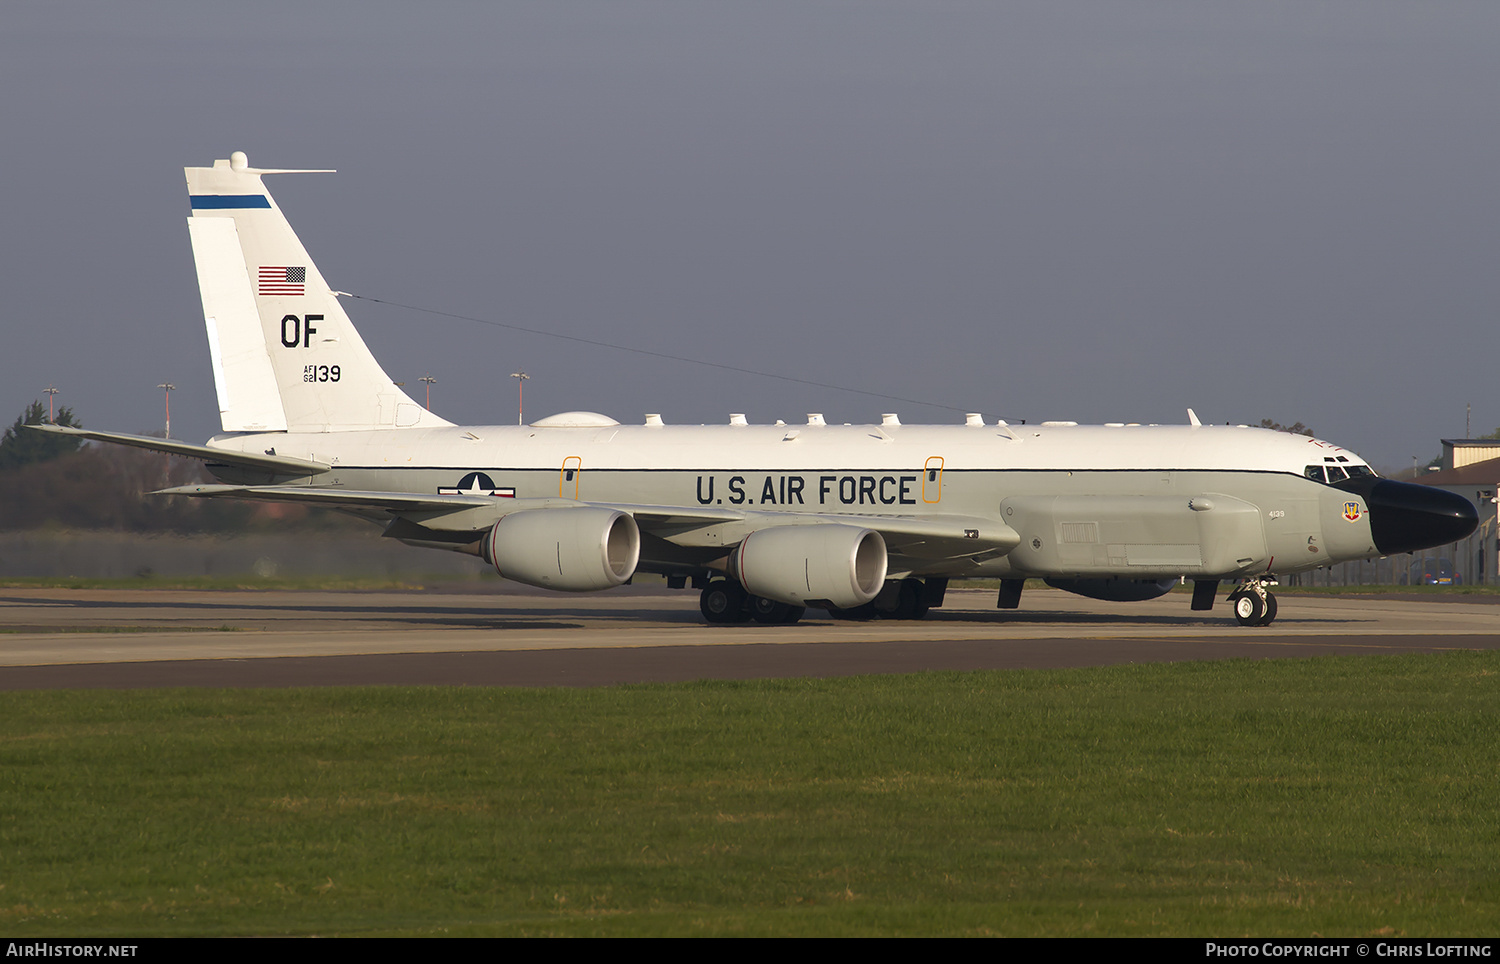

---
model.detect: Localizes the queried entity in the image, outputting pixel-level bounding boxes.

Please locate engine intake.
[482,508,640,592]
[730,524,887,609]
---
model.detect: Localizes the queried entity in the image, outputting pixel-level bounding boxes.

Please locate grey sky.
[3,2,1496,470]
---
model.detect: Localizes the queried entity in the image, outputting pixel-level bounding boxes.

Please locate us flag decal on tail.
[259,266,306,296]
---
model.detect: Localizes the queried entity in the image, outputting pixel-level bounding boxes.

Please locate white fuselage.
[207,419,1380,581]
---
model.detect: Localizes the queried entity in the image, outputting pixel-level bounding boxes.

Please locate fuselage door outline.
[561,456,583,499]
[923,456,944,504]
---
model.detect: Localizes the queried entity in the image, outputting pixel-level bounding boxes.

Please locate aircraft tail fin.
[185,151,451,433]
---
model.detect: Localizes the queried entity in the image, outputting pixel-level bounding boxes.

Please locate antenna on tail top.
[222,151,335,175]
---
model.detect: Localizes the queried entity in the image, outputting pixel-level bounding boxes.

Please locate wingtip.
[149,484,245,497]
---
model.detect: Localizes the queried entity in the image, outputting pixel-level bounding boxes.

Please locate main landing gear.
[697,576,946,625]
[1226,576,1278,627]
[838,577,932,621]
[699,579,805,625]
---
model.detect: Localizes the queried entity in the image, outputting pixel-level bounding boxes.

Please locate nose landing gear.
[1227,576,1278,627]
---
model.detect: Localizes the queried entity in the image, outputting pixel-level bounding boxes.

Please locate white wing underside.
[154,483,1018,558]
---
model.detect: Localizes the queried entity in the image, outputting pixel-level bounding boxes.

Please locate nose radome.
[1351,479,1479,556]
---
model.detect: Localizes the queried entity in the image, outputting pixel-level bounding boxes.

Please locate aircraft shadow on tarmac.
[917,609,1353,627]
[0,595,1357,630]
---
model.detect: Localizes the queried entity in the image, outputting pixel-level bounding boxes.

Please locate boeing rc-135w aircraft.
[39,152,1478,626]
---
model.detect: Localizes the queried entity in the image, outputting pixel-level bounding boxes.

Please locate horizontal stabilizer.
[27,424,329,475]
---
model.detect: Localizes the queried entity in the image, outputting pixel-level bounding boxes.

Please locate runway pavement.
[0,585,1495,689]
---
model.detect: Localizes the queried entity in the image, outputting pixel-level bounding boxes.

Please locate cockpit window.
[1305,463,1376,485]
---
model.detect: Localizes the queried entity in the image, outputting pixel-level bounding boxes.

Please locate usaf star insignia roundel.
[438,472,516,497]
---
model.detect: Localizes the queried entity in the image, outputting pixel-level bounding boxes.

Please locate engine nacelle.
[1044,577,1176,602]
[730,524,887,609]
[481,508,640,592]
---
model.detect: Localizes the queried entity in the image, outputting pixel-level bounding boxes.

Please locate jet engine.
[1044,577,1176,602]
[481,507,640,592]
[730,524,887,609]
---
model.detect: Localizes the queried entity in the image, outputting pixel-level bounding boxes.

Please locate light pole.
[43,385,59,423]
[511,371,529,426]
[158,383,175,438]
[419,374,436,410]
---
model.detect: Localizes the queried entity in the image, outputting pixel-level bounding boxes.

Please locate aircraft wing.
[152,483,495,512]
[593,503,749,526]
[484,500,1014,557]
[826,512,1019,558]
[616,504,1018,559]
[148,483,1016,558]
[28,424,330,476]
[152,486,752,520]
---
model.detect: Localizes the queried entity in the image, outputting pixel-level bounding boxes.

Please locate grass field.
[2,653,1497,936]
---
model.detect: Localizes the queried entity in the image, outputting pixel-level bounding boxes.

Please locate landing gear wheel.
[1257,592,1278,627]
[700,580,749,624]
[1229,576,1280,628]
[749,596,806,624]
[908,578,931,620]
[1232,590,1265,627]
[750,595,804,624]
[881,579,930,620]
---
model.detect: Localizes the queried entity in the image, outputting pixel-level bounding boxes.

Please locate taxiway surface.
[0,586,1494,689]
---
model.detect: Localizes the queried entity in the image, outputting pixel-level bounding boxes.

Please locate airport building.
[1406,439,1500,586]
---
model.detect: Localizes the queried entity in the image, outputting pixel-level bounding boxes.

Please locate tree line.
[0,400,361,533]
